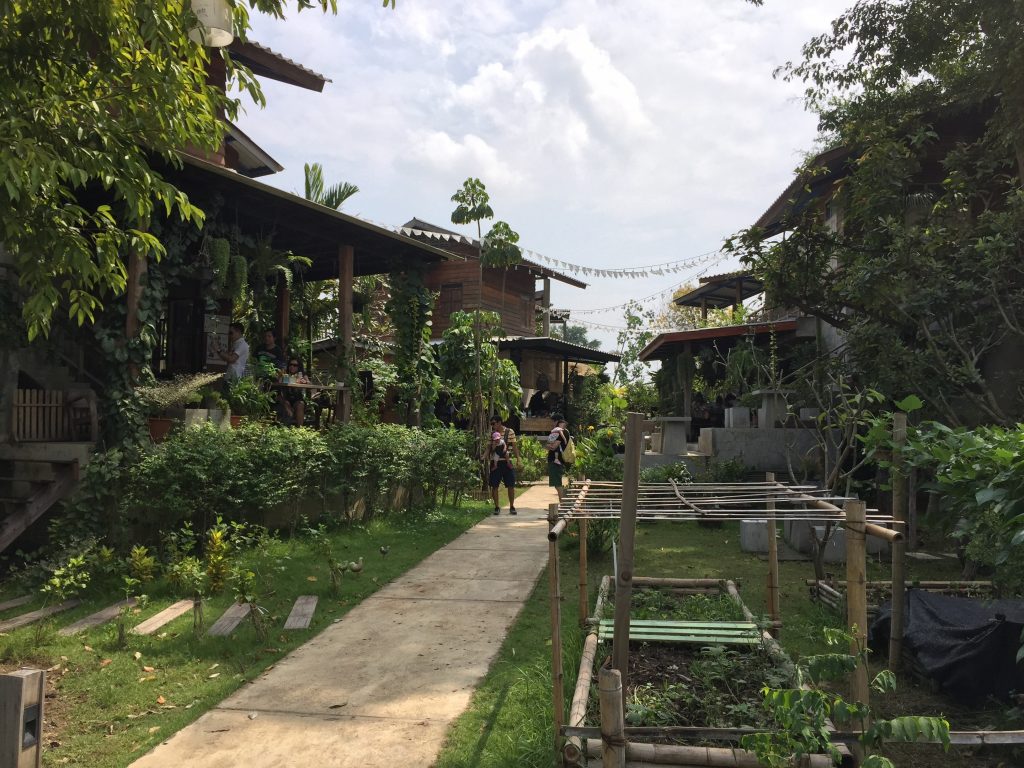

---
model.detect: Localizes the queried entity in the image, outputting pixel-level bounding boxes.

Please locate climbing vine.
[385,266,439,426]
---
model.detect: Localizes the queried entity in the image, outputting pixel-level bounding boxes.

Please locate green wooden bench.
[597,619,761,646]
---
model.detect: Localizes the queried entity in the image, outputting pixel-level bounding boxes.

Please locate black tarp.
[870,589,1024,702]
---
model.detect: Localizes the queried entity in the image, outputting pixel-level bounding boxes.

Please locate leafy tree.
[0,0,390,340]
[728,0,1024,426]
[561,324,601,349]
[613,301,656,386]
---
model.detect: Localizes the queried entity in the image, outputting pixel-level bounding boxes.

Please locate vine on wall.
[385,266,439,426]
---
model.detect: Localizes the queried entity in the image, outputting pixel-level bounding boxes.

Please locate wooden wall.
[426,261,537,338]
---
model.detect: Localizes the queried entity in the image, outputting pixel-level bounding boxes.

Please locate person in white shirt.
[216,323,249,380]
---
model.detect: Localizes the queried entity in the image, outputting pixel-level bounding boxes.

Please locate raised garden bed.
[565,576,840,767]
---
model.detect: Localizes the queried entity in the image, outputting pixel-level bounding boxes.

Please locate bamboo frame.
[583,740,836,767]
[845,500,869,712]
[612,413,644,694]
[563,630,599,766]
[889,412,907,672]
[599,666,626,768]
[579,516,589,626]
[548,503,564,754]
[765,471,780,638]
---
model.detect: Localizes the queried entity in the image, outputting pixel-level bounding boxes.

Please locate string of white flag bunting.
[391,224,727,279]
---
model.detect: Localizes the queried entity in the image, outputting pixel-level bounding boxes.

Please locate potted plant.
[137,372,224,442]
[226,377,273,423]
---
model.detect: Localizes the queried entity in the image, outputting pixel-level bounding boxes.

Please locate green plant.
[586,518,618,554]
[128,545,157,583]
[306,524,346,595]
[516,437,547,483]
[115,576,146,649]
[136,373,224,415]
[741,627,950,768]
[226,377,273,419]
[205,519,231,593]
[640,461,693,484]
[169,556,207,633]
[576,427,623,482]
[231,567,268,642]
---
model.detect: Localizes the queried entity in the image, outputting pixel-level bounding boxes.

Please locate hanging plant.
[227,252,248,301]
[208,237,231,294]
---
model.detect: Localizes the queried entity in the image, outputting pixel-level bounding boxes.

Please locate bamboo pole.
[765,472,780,638]
[563,630,600,766]
[805,579,993,589]
[908,468,918,550]
[599,666,627,768]
[548,503,564,755]
[633,577,725,588]
[584,740,835,767]
[579,517,589,626]
[612,413,644,695]
[889,413,907,672]
[590,574,611,626]
[844,499,869,710]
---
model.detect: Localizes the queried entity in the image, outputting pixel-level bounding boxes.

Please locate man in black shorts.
[487,415,520,514]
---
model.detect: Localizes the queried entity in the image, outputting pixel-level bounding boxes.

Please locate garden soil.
[130,485,556,768]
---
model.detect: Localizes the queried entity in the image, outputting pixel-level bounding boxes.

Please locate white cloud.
[240,0,851,348]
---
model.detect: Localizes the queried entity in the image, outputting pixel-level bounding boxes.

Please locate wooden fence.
[12,389,97,443]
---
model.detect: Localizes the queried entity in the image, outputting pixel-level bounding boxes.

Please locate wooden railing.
[12,389,98,443]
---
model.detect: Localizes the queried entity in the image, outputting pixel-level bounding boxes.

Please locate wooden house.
[0,37,451,555]
[400,219,620,432]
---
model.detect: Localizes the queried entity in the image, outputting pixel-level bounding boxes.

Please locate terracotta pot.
[148,417,175,443]
[230,415,242,428]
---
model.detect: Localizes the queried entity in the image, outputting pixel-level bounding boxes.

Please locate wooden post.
[889,413,907,671]
[275,272,291,350]
[337,244,354,423]
[682,341,693,419]
[612,412,644,696]
[578,517,589,626]
[907,468,918,551]
[548,503,564,754]
[765,472,780,638]
[844,499,869,709]
[598,666,626,768]
[541,276,551,336]
[563,631,599,766]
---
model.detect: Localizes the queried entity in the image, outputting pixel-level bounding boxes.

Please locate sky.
[238,0,850,352]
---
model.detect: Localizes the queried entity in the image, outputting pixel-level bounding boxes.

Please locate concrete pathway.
[131,485,556,768]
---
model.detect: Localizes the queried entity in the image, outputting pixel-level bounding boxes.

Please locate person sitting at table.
[253,329,285,376]
[280,357,309,427]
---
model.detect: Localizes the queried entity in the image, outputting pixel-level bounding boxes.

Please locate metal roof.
[223,121,283,178]
[673,271,764,309]
[497,336,620,364]
[402,218,588,289]
[753,147,853,236]
[166,155,453,278]
[228,39,330,92]
[638,320,798,361]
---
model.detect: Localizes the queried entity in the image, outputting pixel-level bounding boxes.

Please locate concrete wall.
[696,427,824,473]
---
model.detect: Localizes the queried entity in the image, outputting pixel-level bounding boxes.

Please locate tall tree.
[449,178,521,437]
[303,162,359,210]
[729,0,1024,425]
[0,0,390,341]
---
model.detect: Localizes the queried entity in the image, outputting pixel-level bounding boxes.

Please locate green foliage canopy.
[0,0,359,340]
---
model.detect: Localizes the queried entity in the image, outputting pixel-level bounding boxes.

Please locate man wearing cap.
[487,415,520,514]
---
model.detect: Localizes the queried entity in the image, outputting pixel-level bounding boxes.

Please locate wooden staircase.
[0,386,98,555]
[0,457,80,554]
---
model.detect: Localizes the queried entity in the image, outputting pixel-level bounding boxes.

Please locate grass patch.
[0,501,489,768]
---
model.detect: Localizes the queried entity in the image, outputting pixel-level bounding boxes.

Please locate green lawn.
[435,519,1014,768]
[0,502,490,768]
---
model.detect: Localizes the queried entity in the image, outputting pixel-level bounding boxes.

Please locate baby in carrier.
[491,431,511,467]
